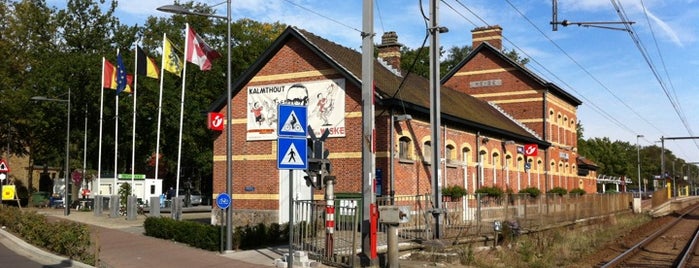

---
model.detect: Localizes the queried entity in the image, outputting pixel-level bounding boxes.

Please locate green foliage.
[475,186,504,198]
[441,185,467,198]
[519,187,542,198]
[144,216,290,251]
[0,207,95,265]
[144,216,219,251]
[547,187,568,196]
[569,188,586,196]
[1,0,288,189]
[118,183,132,209]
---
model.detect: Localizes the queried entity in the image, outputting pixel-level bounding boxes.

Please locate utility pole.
[360,0,377,266]
[428,0,447,239]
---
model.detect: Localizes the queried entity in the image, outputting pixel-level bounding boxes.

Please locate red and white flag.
[185,24,221,71]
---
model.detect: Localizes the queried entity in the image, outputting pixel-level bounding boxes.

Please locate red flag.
[185,24,221,71]
[103,59,117,90]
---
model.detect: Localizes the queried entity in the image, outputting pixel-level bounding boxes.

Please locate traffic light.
[305,126,332,190]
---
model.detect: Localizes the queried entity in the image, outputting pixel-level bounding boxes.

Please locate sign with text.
[246,79,346,140]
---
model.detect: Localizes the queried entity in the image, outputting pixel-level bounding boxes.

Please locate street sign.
[0,159,10,173]
[277,105,307,137]
[216,193,231,209]
[278,137,308,170]
[524,162,531,170]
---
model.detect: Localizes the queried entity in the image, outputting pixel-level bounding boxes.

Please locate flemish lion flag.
[136,46,159,79]
[163,37,183,76]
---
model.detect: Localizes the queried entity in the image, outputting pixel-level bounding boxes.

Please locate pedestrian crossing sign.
[277,137,307,170]
[277,105,307,137]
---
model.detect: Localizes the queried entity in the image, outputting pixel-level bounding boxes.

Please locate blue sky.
[50,0,699,165]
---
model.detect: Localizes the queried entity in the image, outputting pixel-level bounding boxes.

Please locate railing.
[292,192,632,267]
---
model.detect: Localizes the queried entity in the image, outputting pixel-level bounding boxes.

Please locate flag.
[136,46,159,79]
[102,59,117,90]
[116,53,129,95]
[186,24,221,71]
[163,37,183,76]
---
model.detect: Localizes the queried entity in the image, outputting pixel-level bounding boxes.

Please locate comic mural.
[246,78,346,140]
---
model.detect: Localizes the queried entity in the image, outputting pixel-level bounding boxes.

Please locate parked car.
[178,189,202,206]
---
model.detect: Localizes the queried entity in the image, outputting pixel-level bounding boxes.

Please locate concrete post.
[127,195,137,220]
[93,195,102,216]
[150,196,160,217]
[110,195,119,218]
[387,224,399,267]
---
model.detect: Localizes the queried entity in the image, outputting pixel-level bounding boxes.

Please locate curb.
[0,226,94,268]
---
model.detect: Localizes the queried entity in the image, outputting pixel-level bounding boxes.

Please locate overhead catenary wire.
[446,0,637,135]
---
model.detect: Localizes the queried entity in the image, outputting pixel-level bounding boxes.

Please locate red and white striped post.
[325,176,336,258]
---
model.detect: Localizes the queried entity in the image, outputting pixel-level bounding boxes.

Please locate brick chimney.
[377,31,403,71]
[471,25,503,50]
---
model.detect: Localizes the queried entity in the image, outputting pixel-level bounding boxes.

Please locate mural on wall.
[247,78,346,140]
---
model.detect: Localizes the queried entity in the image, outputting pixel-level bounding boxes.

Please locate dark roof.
[577,157,599,169]
[442,42,583,106]
[210,26,549,146]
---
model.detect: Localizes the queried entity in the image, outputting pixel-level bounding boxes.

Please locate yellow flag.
[163,36,183,77]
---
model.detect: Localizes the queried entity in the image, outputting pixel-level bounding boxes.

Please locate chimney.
[471,25,503,50]
[377,31,403,71]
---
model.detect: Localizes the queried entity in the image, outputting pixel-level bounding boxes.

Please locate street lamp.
[636,135,643,195]
[32,88,71,216]
[157,1,233,252]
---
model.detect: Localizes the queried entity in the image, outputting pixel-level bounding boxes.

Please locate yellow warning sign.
[2,185,17,200]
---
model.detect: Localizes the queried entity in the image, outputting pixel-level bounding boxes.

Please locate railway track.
[598,203,699,267]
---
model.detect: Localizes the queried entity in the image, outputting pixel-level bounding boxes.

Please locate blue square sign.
[277,105,307,137]
[277,137,308,170]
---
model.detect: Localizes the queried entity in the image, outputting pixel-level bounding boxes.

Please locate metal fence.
[292,192,632,267]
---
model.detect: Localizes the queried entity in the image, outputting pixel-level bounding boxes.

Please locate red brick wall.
[213,33,595,214]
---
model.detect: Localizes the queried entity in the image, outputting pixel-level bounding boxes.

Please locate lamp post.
[157,3,232,251]
[32,88,71,216]
[636,135,643,195]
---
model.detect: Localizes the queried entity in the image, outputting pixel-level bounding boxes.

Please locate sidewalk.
[18,208,304,268]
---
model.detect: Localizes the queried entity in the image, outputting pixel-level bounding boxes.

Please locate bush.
[569,188,586,196]
[144,216,291,251]
[442,185,468,199]
[144,216,219,251]
[475,186,504,198]
[0,207,95,265]
[547,187,568,196]
[518,187,541,198]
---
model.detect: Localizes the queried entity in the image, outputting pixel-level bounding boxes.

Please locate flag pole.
[114,49,120,195]
[131,42,138,195]
[155,34,167,184]
[98,57,105,196]
[175,23,190,201]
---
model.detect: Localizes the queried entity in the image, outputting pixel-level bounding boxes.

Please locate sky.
[49,0,699,165]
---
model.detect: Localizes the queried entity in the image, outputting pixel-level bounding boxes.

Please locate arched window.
[446,144,455,164]
[398,136,412,160]
[423,141,432,160]
[462,147,471,164]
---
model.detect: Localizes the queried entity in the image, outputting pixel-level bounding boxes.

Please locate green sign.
[117,174,146,180]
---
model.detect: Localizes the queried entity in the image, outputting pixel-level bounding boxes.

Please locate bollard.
[150,196,160,217]
[110,195,119,218]
[387,224,398,267]
[93,195,102,216]
[127,196,137,220]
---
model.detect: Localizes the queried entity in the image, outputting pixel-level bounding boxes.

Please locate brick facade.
[211,26,595,223]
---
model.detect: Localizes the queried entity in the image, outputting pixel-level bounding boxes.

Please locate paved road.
[0,239,45,268]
